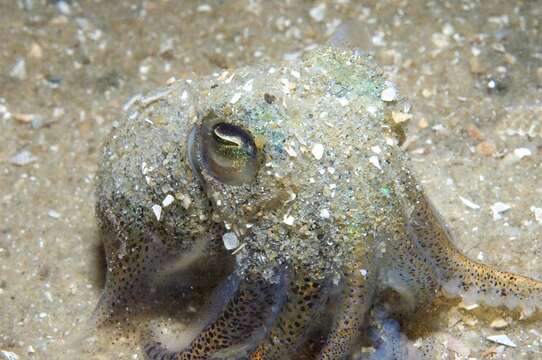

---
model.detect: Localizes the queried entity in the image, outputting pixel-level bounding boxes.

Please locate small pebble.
[458,301,479,310]
[530,206,542,224]
[197,4,212,12]
[283,214,295,226]
[50,15,68,25]
[391,111,412,124]
[9,150,37,166]
[417,118,429,129]
[431,32,449,48]
[467,125,484,141]
[29,43,43,59]
[476,142,495,156]
[56,0,71,15]
[9,58,26,80]
[380,86,398,102]
[290,70,300,79]
[442,23,455,36]
[309,3,326,22]
[486,334,516,348]
[337,97,349,106]
[504,53,516,65]
[431,124,446,133]
[490,318,509,330]
[12,113,35,123]
[179,194,192,209]
[462,314,478,327]
[319,209,330,219]
[48,210,61,219]
[222,232,239,250]
[513,147,531,159]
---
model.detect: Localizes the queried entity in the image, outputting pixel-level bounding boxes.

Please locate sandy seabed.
[1,1,541,359]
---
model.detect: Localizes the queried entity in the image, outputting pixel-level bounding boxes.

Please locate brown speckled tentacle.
[398,165,542,315]
[380,210,440,310]
[249,274,330,360]
[144,270,287,360]
[318,238,377,360]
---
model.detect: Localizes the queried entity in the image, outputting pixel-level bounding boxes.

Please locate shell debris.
[531,206,542,224]
[0,350,20,360]
[151,204,162,221]
[230,92,242,104]
[368,155,381,170]
[490,318,509,330]
[337,97,349,106]
[381,83,398,102]
[283,214,295,226]
[242,79,254,92]
[486,334,516,348]
[459,196,480,210]
[319,208,331,219]
[197,4,212,12]
[222,232,239,250]
[9,150,37,166]
[284,144,298,157]
[513,147,532,159]
[311,143,324,160]
[490,202,511,221]
[48,210,61,219]
[162,194,175,207]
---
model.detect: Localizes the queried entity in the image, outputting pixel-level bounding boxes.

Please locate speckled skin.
[95,48,542,359]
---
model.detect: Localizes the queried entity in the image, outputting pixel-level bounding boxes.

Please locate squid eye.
[189,114,259,185]
[212,123,253,151]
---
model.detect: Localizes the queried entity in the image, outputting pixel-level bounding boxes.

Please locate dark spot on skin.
[264,93,276,104]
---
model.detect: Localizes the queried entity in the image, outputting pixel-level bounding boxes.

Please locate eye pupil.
[212,122,256,159]
[213,124,244,147]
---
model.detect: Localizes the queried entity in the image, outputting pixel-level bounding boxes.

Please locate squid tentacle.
[144,269,288,360]
[318,237,378,360]
[399,169,542,316]
[249,273,332,360]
